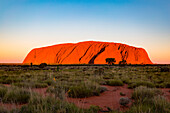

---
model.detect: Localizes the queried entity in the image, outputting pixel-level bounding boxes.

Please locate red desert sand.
[66,84,133,111]
[1,84,170,111]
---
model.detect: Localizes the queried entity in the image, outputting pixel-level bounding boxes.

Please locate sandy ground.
[66,84,133,111]
[1,84,170,111]
[160,88,170,102]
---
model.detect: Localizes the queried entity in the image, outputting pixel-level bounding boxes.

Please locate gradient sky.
[0,0,170,64]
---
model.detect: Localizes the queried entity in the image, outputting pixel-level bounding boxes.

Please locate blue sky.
[0,0,170,63]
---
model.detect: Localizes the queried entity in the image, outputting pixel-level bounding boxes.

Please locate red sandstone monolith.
[23,41,152,64]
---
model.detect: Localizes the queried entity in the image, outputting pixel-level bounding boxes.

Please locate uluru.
[23,41,152,64]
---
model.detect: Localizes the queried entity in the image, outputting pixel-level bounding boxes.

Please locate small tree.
[105,58,116,65]
[39,63,47,68]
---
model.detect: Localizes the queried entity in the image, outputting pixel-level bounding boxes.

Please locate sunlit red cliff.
[23,41,152,64]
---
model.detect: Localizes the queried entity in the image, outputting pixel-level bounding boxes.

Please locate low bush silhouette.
[105,58,116,65]
[39,63,47,68]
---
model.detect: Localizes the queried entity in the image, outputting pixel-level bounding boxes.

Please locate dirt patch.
[160,88,170,102]
[31,87,48,96]
[66,84,133,111]
[0,102,25,110]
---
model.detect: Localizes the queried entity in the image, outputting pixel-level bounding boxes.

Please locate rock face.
[23,41,152,64]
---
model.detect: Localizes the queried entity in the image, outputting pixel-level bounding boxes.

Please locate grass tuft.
[106,80,124,86]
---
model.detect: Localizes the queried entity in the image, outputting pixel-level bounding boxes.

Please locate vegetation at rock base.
[0,64,169,112]
[119,59,127,66]
[105,58,116,65]
[106,79,124,86]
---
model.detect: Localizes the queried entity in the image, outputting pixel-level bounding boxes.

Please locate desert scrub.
[43,79,55,85]
[99,86,107,93]
[119,97,130,107]
[0,77,23,84]
[132,86,162,103]
[103,75,112,79]
[46,84,69,94]
[121,76,130,84]
[68,85,95,98]
[127,87,169,113]
[155,82,170,88]
[46,85,66,100]
[68,81,103,98]
[0,86,7,99]
[20,95,100,113]
[13,82,30,88]
[125,104,154,113]
[0,106,8,113]
[163,82,170,88]
[128,81,155,89]
[32,82,48,88]
[13,82,48,88]
[2,87,30,104]
[106,79,123,86]
[152,95,170,113]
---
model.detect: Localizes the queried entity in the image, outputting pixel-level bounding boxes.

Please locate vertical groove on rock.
[88,45,108,64]
[79,44,92,62]
[135,50,139,61]
[34,50,36,59]
[60,46,77,63]
[55,48,63,63]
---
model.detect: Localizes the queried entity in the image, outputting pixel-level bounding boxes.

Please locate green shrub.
[0,77,22,84]
[127,87,169,113]
[128,81,155,89]
[155,82,170,88]
[155,83,165,88]
[14,82,48,88]
[88,105,101,113]
[68,85,94,98]
[68,82,102,98]
[33,82,48,88]
[106,80,123,86]
[19,95,100,113]
[2,87,30,104]
[119,97,130,106]
[46,86,55,93]
[121,78,130,84]
[94,68,104,76]
[103,75,111,79]
[0,75,8,80]
[164,82,170,88]
[47,84,66,100]
[132,86,162,103]
[160,67,170,72]
[0,86,7,99]
[13,82,30,88]
[0,106,8,113]
[152,95,170,113]
[43,79,54,85]
[99,86,107,93]
[126,104,153,113]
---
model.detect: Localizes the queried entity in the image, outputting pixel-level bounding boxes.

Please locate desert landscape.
[1,0,170,113]
[0,57,170,112]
